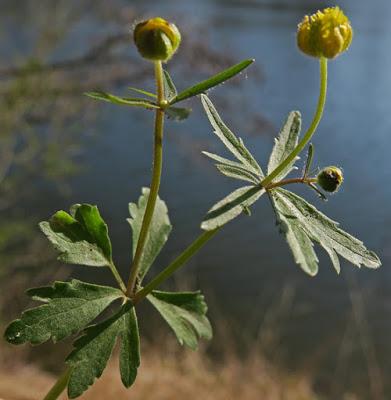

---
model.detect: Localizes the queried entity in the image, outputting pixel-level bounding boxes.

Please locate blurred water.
[3,0,391,396]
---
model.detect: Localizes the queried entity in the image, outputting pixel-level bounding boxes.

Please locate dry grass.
[0,344,318,400]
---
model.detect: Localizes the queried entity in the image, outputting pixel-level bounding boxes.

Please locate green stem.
[265,177,317,190]
[126,61,165,296]
[109,262,127,293]
[134,58,328,302]
[134,229,219,302]
[43,367,71,400]
[261,57,328,187]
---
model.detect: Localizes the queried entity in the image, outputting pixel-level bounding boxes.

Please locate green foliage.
[127,188,172,282]
[269,188,381,275]
[85,91,159,109]
[39,204,113,268]
[66,301,140,398]
[4,280,124,345]
[267,111,301,180]
[147,290,212,350]
[170,59,254,104]
[201,186,265,230]
[162,69,178,102]
[165,106,192,121]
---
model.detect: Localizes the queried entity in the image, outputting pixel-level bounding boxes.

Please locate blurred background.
[0,0,390,399]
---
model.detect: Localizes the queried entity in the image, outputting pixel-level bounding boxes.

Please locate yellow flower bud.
[297,7,353,59]
[133,17,181,62]
[317,166,343,192]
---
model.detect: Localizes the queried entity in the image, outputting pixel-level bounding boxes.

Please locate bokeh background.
[0,0,390,399]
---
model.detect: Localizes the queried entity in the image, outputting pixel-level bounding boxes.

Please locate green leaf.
[4,280,123,345]
[165,106,192,121]
[201,185,265,231]
[304,143,314,178]
[269,188,381,275]
[66,301,140,398]
[85,91,159,110]
[147,290,212,350]
[162,70,178,102]
[127,87,157,99]
[119,306,140,388]
[201,94,263,177]
[170,59,254,104]
[267,111,301,180]
[39,204,114,268]
[127,188,172,282]
[215,164,260,184]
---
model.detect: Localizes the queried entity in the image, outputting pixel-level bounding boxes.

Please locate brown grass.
[0,345,318,400]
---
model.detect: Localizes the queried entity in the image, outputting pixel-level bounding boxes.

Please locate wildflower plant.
[3,7,381,399]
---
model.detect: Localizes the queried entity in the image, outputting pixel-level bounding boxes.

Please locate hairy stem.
[134,229,219,302]
[265,177,317,190]
[261,57,328,187]
[126,61,165,296]
[134,58,328,301]
[43,367,71,400]
[109,261,127,292]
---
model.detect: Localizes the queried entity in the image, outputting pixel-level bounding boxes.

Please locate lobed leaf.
[39,204,113,268]
[127,188,172,282]
[269,188,381,275]
[147,290,212,350]
[4,280,123,345]
[267,111,301,180]
[215,164,260,184]
[170,59,254,104]
[201,185,265,231]
[85,91,159,109]
[201,94,263,177]
[66,301,140,398]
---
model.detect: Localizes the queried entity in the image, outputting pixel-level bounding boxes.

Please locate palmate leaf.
[170,59,254,105]
[267,111,301,180]
[201,185,265,231]
[147,290,212,350]
[66,301,140,398]
[4,280,123,345]
[127,188,172,282]
[40,204,113,267]
[85,91,159,110]
[269,188,381,275]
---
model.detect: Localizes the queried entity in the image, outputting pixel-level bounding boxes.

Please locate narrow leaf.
[304,143,314,178]
[4,280,123,345]
[128,87,157,99]
[201,94,263,177]
[269,188,381,274]
[267,111,301,180]
[127,188,172,282]
[163,70,178,102]
[165,106,192,121]
[171,59,254,104]
[39,204,113,268]
[147,290,212,350]
[85,91,159,110]
[216,164,260,184]
[201,185,265,231]
[66,301,139,398]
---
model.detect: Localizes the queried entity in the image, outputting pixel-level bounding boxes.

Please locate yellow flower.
[317,166,344,192]
[133,17,181,62]
[297,7,353,59]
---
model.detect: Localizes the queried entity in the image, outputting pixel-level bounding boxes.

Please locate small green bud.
[297,7,353,59]
[133,17,181,62]
[317,166,343,192]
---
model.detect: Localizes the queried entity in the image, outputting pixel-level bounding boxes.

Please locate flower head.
[297,7,353,59]
[133,17,181,62]
[317,166,344,192]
